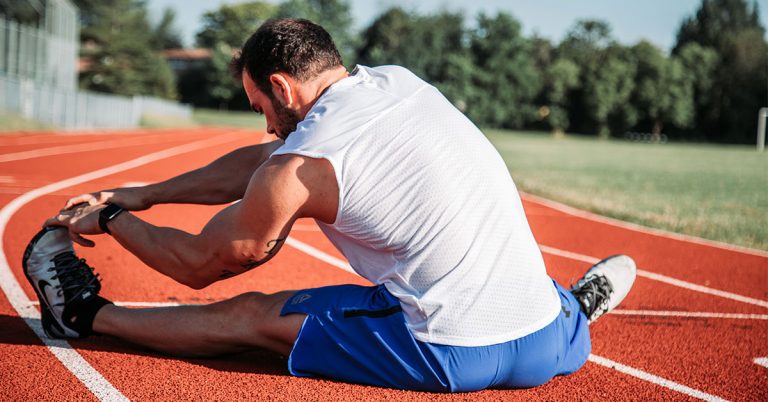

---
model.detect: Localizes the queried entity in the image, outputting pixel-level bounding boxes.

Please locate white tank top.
[272,65,560,346]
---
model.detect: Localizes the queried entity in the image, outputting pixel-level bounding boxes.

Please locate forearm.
[106,212,215,289]
[141,141,282,206]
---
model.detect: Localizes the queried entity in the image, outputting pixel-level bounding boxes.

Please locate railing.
[0,74,192,130]
[0,7,78,90]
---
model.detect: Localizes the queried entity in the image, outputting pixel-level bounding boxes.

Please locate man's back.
[274,65,561,346]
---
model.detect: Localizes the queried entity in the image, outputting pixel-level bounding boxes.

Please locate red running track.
[0,128,765,401]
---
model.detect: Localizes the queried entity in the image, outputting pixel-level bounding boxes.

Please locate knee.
[226,291,277,318]
[215,291,293,339]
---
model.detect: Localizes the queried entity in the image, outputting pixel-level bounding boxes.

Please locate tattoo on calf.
[239,237,287,270]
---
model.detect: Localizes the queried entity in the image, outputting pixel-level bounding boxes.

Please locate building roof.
[162,48,213,60]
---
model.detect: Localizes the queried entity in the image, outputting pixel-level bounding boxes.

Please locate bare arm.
[47,154,339,288]
[64,140,283,210]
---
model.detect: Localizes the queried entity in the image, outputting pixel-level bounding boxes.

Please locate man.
[24,19,635,392]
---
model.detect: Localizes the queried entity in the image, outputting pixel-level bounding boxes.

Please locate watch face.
[100,204,125,234]
[103,204,120,218]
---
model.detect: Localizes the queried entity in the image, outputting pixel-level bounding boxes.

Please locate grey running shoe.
[570,255,636,324]
[22,226,103,338]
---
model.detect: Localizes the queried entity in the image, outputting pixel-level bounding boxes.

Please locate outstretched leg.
[93,291,305,357]
[23,226,305,357]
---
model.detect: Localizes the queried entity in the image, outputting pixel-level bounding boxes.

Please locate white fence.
[1,3,192,130]
[0,2,79,89]
[0,74,192,130]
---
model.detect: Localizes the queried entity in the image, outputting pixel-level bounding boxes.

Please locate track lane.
[2,129,766,401]
[1,129,257,401]
[522,200,767,301]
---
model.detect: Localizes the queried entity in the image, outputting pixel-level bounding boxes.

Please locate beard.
[270,96,302,141]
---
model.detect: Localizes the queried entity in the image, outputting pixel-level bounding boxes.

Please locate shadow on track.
[0,313,290,376]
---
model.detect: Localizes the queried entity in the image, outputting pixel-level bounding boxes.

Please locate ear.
[269,73,294,106]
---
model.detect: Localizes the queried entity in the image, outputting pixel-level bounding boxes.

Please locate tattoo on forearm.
[219,269,237,279]
[240,237,287,270]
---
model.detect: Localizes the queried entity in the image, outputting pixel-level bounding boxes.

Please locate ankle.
[63,296,113,338]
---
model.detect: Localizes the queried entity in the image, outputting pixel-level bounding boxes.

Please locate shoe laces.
[49,252,100,306]
[572,274,613,321]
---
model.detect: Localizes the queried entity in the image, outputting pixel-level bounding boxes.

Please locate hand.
[63,187,151,212]
[45,204,108,247]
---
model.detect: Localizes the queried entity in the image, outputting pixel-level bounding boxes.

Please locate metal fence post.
[758,107,767,152]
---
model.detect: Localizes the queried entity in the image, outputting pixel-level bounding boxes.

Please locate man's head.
[231,19,344,140]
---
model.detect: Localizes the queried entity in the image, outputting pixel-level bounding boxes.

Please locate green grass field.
[192,108,266,129]
[486,130,768,251]
[0,113,53,132]
[140,108,267,129]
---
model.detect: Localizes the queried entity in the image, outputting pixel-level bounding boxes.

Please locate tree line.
[70,0,766,144]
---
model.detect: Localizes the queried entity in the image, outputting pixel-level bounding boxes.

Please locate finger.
[96,191,114,205]
[71,232,95,248]
[43,215,66,228]
[64,194,94,210]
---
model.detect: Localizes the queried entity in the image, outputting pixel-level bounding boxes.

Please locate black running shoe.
[570,255,636,324]
[22,226,106,338]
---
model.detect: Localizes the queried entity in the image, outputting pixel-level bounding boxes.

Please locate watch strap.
[99,203,125,235]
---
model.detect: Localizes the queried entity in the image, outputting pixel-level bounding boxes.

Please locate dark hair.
[230,18,343,94]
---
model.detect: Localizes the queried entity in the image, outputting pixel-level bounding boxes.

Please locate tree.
[356,8,423,73]
[356,8,472,109]
[672,0,767,143]
[582,51,636,138]
[196,2,277,48]
[715,28,768,143]
[275,0,356,66]
[673,0,764,53]
[73,0,176,99]
[559,20,636,137]
[466,12,541,129]
[152,8,183,50]
[192,2,277,109]
[675,43,718,115]
[559,19,614,67]
[207,42,239,109]
[542,58,580,134]
[629,41,694,135]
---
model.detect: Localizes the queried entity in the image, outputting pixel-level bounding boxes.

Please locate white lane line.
[754,357,768,369]
[610,310,768,320]
[588,354,728,402]
[522,192,768,258]
[539,245,768,309]
[120,182,150,188]
[0,134,184,163]
[0,130,246,401]
[284,237,355,274]
[29,301,185,307]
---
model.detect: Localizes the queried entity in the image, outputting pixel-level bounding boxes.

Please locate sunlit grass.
[0,113,53,132]
[486,130,768,250]
[192,108,266,129]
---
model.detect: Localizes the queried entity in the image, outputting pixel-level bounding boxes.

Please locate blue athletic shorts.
[280,280,591,392]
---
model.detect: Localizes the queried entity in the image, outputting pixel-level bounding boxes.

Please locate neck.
[295,66,349,118]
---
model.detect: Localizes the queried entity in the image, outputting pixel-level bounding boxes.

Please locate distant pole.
[758,107,767,152]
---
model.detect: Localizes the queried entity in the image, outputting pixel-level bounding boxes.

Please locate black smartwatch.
[99,203,125,235]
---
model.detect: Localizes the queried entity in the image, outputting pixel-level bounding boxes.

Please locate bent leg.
[92,291,305,357]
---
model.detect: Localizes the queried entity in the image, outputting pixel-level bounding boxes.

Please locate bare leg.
[92,291,305,357]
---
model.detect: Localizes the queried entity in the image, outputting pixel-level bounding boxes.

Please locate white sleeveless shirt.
[272,65,561,347]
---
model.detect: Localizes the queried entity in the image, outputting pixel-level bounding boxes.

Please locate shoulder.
[248,154,338,223]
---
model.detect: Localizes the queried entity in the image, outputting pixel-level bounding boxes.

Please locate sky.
[146,0,768,52]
